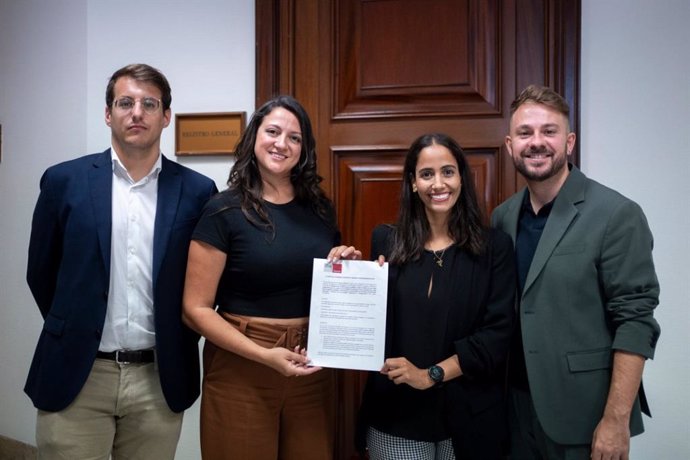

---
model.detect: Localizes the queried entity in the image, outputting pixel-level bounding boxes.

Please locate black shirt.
[368,246,457,441]
[192,190,340,318]
[510,191,554,390]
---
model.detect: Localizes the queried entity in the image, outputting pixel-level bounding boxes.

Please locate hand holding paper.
[307,259,388,371]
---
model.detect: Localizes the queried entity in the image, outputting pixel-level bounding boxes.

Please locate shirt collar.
[110,148,162,183]
[521,189,556,217]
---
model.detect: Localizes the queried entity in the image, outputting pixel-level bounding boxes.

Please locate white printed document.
[307,258,388,371]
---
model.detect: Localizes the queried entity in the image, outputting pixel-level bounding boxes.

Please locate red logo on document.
[331,262,342,273]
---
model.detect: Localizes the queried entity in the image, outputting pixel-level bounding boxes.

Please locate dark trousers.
[508,387,591,460]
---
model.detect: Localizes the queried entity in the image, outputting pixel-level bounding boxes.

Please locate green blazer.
[491,165,660,445]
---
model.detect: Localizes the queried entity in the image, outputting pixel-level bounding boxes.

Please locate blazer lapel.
[152,156,182,289]
[88,150,114,273]
[522,166,586,297]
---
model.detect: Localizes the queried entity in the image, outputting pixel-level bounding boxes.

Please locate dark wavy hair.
[105,63,172,111]
[227,95,334,234]
[389,133,487,264]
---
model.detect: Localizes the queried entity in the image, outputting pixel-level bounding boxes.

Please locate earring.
[412,184,418,193]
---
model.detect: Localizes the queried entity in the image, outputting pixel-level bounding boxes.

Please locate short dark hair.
[105,63,172,111]
[510,85,570,123]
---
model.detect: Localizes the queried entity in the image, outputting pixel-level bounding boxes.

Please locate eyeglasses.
[112,97,162,114]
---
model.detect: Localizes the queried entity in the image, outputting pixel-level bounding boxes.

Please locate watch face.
[428,365,444,384]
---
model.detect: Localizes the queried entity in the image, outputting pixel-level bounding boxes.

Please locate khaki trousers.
[200,313,335,460]
[36,358,183,460]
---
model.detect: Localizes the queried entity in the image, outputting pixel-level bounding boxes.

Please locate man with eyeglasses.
[25,63,218,459]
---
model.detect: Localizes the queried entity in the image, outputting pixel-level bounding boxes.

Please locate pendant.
[433,248,445,267]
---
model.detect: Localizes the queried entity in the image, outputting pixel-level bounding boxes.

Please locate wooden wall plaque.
[175,112,245,156]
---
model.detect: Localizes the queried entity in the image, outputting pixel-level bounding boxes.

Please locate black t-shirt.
[192,190,340,318]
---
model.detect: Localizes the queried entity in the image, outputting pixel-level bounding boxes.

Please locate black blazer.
[25,150,217,412]
[358,225,516,459]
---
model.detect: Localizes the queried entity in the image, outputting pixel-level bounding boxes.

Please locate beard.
[512,146,568,182]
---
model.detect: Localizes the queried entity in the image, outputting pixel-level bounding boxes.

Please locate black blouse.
[359,224,516,455]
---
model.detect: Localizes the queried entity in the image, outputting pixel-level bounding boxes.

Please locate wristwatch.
[427,365,445,387]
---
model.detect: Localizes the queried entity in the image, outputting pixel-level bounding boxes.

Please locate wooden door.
[256,1,580,458]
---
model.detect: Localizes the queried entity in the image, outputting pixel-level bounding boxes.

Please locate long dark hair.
[389,133,486,264]
[227,95,334,233]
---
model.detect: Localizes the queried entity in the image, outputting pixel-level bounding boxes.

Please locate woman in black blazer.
[358,133,516,459]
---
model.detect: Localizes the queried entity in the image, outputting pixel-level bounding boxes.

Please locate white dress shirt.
[99,149,161,352]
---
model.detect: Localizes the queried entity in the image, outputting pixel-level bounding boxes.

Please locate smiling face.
[505,102,576,183]
[105,76,170,157]
[253,107,303,183]
[413,142,462,221]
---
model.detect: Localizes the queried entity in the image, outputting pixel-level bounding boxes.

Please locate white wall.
[84,0,254,188]
[581,1,690,458]
[0,0,89,448]
[1,0,688,458]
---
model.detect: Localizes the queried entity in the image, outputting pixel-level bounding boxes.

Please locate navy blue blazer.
[25,149,218,412]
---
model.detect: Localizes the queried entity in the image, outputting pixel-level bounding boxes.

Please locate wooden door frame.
[255,0,581,170]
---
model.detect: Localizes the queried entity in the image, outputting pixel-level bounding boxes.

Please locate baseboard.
[0,435,37,460]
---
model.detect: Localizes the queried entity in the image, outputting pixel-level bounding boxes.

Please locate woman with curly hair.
[183,95,359,460]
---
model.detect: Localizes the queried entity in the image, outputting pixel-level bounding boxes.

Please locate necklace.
[432,248,447,267]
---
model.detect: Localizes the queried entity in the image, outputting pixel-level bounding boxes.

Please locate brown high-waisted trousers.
[200,313,335,460]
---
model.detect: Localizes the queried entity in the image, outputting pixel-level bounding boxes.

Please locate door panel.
[334,147,405,258]
[256,1,580,457]
[334,0,499,118]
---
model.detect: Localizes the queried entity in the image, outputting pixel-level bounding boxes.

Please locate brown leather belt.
[96,349,155,364]
[221,312,308,350]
